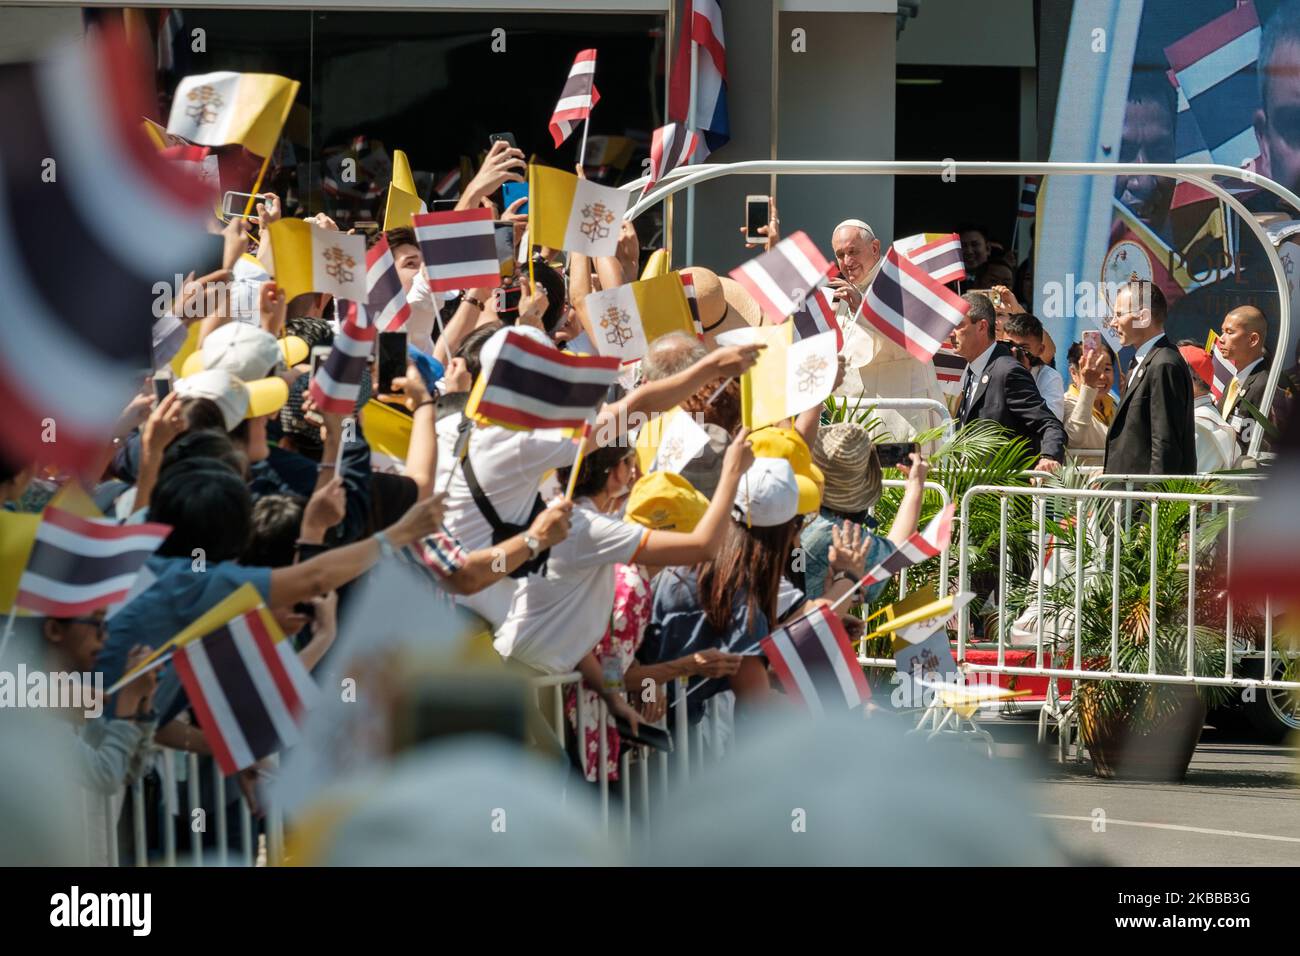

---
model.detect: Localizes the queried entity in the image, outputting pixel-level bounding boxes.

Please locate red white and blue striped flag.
[729,231,834,324]
[365,235,412,332]
[173,606,319,776]
[896,233,966,286]
[549,49,601,148]
[761,605,870,715]
[642,122,699,198]
[861,246,971,362]
[0,28,217,474]
[1017,176,1040,219]
[1207,332,1236,403]
[1163,1,1262,169]
[860,503,955,588]
[681,271,704,338]
[787,286,841,350]
[17,507,171,617]
[309,300,374,415]
[467,329,620,431]
[412,208,499,293]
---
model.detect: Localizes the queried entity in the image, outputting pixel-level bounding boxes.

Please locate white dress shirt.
[1031,363,1066,420]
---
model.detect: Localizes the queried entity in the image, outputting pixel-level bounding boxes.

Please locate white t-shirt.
[434,413,578,627]
[493,498,647,673]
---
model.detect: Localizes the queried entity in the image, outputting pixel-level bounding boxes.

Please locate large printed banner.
[1039,0,1296,361]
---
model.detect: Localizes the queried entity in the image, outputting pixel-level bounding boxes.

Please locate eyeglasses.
[66,616,107,633]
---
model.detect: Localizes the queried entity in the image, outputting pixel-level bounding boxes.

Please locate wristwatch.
[523,534,541,560]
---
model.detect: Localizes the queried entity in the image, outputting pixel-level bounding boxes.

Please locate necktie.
[1224,376,1241,415]
[957,367,975,421]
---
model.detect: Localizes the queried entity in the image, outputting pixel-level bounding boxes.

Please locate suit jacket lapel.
[1115,335,1165,419]
[967,342,1006,413]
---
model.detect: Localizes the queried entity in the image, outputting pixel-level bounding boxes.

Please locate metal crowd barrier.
[955,483,1297,690]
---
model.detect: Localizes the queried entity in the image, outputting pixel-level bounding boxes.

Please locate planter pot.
[1077,683,1206,781]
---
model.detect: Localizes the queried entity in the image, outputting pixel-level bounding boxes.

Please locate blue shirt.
[640,567,804,724]
[800,511,897,602]
[98,556,273,723]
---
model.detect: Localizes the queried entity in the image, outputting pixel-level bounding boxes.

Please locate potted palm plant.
[1004,479,1255,780]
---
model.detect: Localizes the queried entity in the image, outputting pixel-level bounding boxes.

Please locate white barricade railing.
[880,479,951,599]
[954,483,1298,692]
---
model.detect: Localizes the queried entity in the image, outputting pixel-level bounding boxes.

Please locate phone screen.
[875,442,918,469]
[1083,330,1103,355]
[152,371,172,403]
[745,196,770,243]
[431,198,458,212]
[501,181,529,216]
[377,331,407,395]
[494,223,516,280]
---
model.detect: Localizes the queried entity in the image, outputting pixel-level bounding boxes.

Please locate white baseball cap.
[175,368,288,431]
[199,322,284,381]
[732,457,800,528]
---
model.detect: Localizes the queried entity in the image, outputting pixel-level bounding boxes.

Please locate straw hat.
[680,266,763,348]
[812,422,883,515]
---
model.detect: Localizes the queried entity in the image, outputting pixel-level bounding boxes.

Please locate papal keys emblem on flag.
[581,201,618,243]
[599,305,635,349]
[186,84,223,125]
[795,352,831,394]
[323,245,357,284]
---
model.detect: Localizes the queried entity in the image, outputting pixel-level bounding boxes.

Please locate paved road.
[979,719,1300,866]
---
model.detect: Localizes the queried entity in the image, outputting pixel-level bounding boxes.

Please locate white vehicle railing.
[622,159,1298,461]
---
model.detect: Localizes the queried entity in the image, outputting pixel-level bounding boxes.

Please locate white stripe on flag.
[230,615,302,748]
[414,220,495,241]
[769,627,824,718]
[737,260,797,315]
[811,613,864,709]
[277,640,320,714]
[184,638,255,772]
[424,260,499,281]
[17,572,137,605]
[1175,28,1260,102]
[34,522,167,557]
[553,94,597,113]
[498,342,624,385]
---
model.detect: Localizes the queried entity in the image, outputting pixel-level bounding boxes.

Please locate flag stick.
[564,422,593,500]
[104,651,173,696]
[0,606,18,663]
[241,153,272,220]
[578,113,592,170]
[684,37,699,266]
[705,375,733,405]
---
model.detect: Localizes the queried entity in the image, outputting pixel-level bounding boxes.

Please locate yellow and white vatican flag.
[584,271,695,362]
[736,325,838,431]
[651,406,711,474]
[267,219,368,303]
[166,72,299,158]
[384,149,427,230]
[529,164,628,257]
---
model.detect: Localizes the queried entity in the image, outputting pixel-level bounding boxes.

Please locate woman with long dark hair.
[640,457,873,724]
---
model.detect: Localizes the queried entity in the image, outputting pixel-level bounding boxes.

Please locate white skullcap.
[834,219,876,240]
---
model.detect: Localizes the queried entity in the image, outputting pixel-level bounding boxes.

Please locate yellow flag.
[640,248,670,280]
[361,399,413,469]
[1205,329,1219,353]
[384,149,427,230]
[0,512,40,614]
[529,164,629,257]
[166,72,299,158]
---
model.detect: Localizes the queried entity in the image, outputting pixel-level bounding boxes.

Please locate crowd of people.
[2,123,1290,864]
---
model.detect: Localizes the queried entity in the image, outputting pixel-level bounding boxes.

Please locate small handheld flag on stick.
[309,301,374,414]
[465,328,620,431]
[550,49,600,151]
[412,208,499,292]
[728,232,834,324]
[760,605,871,715]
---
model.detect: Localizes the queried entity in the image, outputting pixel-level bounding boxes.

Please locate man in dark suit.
[1217,305,1271,455]
[951,292,1067,473]
[1082,281,1196,475]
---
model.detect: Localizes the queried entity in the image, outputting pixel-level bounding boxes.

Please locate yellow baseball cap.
[748,426,824,514]
[625,471,709,532]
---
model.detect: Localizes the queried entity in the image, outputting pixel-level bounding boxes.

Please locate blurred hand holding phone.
[875,442,918,470]
[744,195,771,245]
[377,331,408,395]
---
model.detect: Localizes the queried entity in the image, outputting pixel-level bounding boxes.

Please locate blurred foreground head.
[639,708,1073,866]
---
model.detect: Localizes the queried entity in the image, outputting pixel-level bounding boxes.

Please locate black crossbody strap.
[459,441,508,535]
